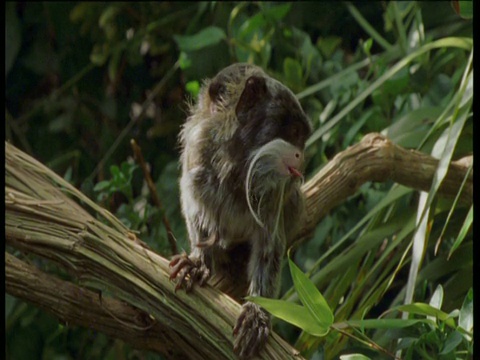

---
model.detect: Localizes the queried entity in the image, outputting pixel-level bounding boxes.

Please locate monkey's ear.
[235,76,268,119]
[208,80,226,104]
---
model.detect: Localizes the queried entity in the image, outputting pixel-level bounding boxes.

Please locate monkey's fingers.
[174,266,191,292]
[198,266,211,286]
[169,256,193,280]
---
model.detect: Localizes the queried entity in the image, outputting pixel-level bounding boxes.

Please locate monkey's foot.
[233,302,270,359]
[169,253,210,292]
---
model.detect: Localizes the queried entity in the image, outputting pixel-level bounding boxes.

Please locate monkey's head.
[200,63,312,227]
[203,63,311,177]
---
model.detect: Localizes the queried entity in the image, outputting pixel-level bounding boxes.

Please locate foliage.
[5,1,472,359]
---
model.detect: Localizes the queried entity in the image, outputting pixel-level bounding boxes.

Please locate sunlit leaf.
[427,285,444,324]
[394,303,455,328]
[246,296,330,336]
[289,258,334,330]
[340,354,372,360]
[458,288,473,333]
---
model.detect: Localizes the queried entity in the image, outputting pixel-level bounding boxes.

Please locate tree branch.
[5,133,472,358]
[295,133,472,243]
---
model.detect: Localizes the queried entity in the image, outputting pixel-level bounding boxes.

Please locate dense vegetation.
[6,2,472,359]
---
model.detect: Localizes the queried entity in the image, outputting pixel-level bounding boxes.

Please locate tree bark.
[5,134,472,359]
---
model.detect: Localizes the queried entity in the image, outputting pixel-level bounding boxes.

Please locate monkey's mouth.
[288,166,302,178]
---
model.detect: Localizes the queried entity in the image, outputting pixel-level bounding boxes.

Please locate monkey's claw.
[233,302,270,359]
[169,253,210,292]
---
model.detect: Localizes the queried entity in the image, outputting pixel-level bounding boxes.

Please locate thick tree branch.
[5,133,472,358]
[295,133,472,243]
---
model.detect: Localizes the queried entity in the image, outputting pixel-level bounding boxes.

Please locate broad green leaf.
[289,258,334,329]
[174,27,226,52]
[246,296,329,336]
[448,204,472,259]
[458,288,473,333]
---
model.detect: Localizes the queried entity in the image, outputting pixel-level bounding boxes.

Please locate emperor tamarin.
[170,63,311,358]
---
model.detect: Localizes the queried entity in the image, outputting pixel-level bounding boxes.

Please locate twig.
[130,139,177,254]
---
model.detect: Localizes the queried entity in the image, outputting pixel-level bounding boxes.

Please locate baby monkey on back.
[170,63,311,358]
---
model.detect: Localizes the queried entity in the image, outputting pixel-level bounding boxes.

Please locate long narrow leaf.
[448,204,473,259]
[289,258,334,329]
[336,318,436,330]
[393,303,456,328]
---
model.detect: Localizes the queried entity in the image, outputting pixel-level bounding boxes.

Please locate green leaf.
[385,106,443,146]
[317,36,342,58]
[458,288,473,333]
[339,318,435,330]
[394,303,455,328]
[263,3,291,21]
[451,1,473,19]
[246,296,329,336]
[178,51,191,70]
[448,204,472,259]
[340,354,372,360]
[289,258,334,330]
[93,180,111,192]
[306,37,473,148]
[439,330,464,355]
[174,27,226,52]
[283,57,303,90]
[185,80,200,98]
[428,285,444,322]
[109,165,120,178]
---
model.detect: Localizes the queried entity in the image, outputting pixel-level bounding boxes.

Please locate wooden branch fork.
[5,134,472,359]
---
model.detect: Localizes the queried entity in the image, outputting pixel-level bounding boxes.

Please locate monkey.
[169,63,311,359]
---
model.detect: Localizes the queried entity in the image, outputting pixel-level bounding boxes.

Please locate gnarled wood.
[5,134,472,359]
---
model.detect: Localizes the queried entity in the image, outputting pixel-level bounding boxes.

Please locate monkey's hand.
[233,302,270,359]
[169,253,210,292]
